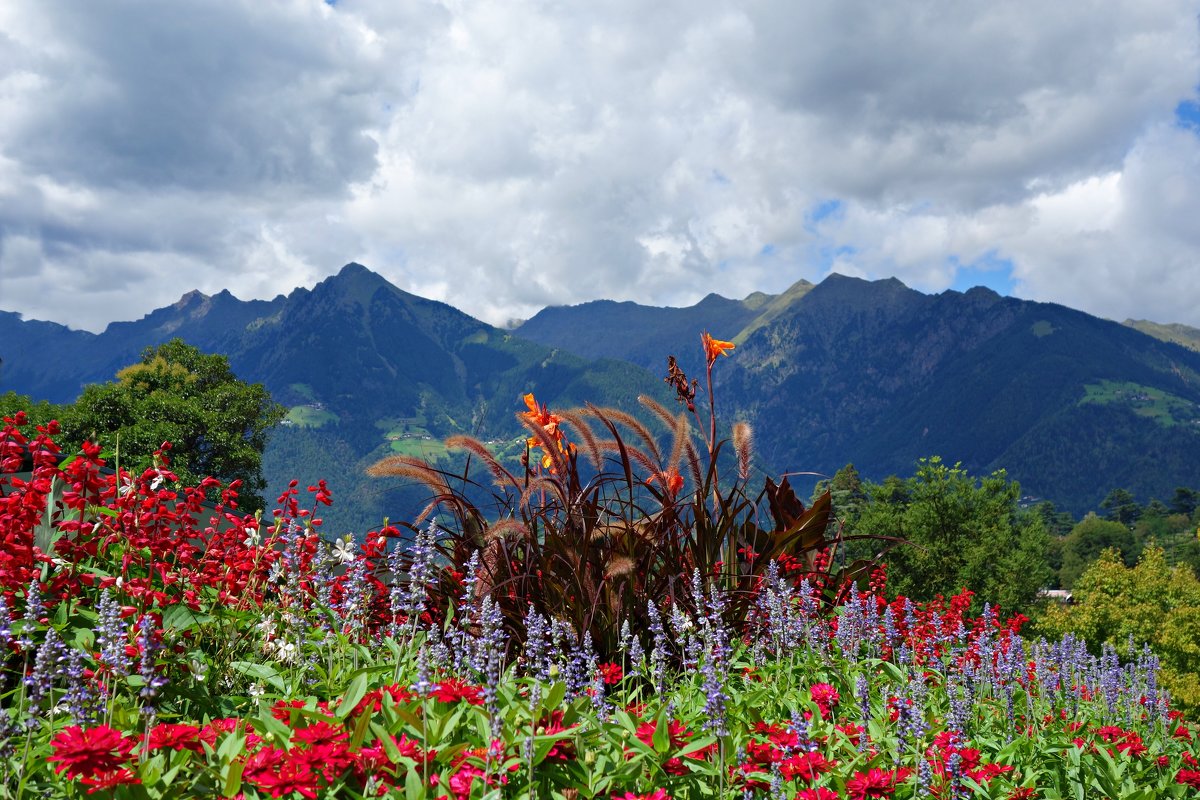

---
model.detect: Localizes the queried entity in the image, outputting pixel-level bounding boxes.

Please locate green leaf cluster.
[840,456,1052,615]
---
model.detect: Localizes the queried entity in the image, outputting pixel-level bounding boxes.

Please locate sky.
[1,1,1199,333]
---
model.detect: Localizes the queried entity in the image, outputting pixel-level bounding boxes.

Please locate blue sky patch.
[1176,100,1200,133]
[950,254,1017,296]
[808,199,844,224]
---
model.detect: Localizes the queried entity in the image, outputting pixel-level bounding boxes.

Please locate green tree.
[1058,513,1138,589]
[57,339,285,511]
[1170,486,1199,518]
[847,457,1051,615]
[814,462,868,519]
[1100,488,1142,527]
[1037,545,1200,717]
[1031,500,1076,538]
[0,391,60,428]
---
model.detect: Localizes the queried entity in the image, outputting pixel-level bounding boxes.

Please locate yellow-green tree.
[1038,545,1200,717]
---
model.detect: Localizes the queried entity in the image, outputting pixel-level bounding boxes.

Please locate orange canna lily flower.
[648,467,685,498]
[702,332,735,365]
[519,392,572,473]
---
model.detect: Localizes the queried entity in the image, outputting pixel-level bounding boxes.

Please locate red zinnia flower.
[47,725,138,779]
[145,722,203,753]
[291,720,348,748]
[598,662,624,684]
[781,750,831,782]
[796,789,838,800]
[809,683,839,718]
[432,677,484,705]
[1178,768,1200,789]
[614,791,671,800]
[846,767,908,800]
[250,758,321,800]
[78,768,141,794]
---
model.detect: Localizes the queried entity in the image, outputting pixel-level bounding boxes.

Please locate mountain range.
[4,263,1200,528]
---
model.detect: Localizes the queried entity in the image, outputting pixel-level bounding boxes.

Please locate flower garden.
[2,335,1200,799]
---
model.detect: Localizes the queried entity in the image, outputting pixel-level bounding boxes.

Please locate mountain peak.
[337,262,373,278]
[309,263,395,307]
[173,289,209,309]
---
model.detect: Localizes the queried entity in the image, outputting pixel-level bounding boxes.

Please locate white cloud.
[1,0,1199,331]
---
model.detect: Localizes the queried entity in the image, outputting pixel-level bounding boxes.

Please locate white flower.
[331,535,356,565]
[248,682,265,700]
[243,526,261,547]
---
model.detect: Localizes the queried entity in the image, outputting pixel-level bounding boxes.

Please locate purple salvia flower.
[95,590,132,682]
[60,647,99,724]
[836,586,863,660]
[916,755,933,796]
[410,644,438,698]
[563,632,589,699]
[523,605,550,681]
[1099,643,1122,721]
[855,673,870,751]
[479,598,506,745]
[312,547,336,631]
[769,762,785,800]
[788,707,810,752]
[620,617,644,668]
[339,556,371,639]
[404,520,439,640]
[385,531,407,639]
[584,632,609,720]
[424,625,450,670]
[947,683,971,736]
[1140,645,1161,724]
[0,707,16,761]
[881,605,899,654]
[0,596,8,698]
[860,594,881,657]
[628,632,644,668]
[0,593,11,650]
[947,751,965,800]
[138,616,168,718]
[547,617,574,675]
[17,580,43,651]
[25,625,63,709]
[646,599,669,695]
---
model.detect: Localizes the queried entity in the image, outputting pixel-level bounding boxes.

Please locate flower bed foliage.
[2,335,1200,799]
